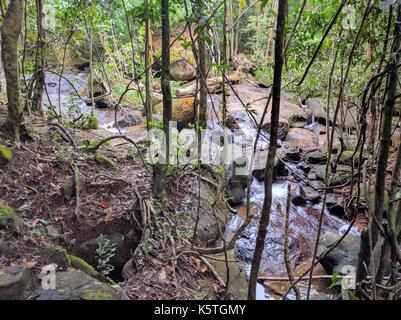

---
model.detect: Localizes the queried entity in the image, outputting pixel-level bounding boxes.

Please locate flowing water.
[47,71,355,300]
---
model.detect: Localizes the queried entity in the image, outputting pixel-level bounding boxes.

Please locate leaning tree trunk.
[1,0,25,142]
[32,0,46,115]
[153,0,172,199]
[357,4,401,284]
[248,0,287,301]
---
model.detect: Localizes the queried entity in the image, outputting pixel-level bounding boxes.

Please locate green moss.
[0,145,12,165]
[0,202,21,231]
[339,151,360,164]
[68,255,99,278]
[95,153,115,168]
[81,289,113,300]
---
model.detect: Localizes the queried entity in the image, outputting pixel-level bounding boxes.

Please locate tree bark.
[153,0,172,199]
[144,0,153,128]
[248,0,287,300]
[357,4,401,283]
[32,0,46,115]
[196,0,208,128]
[1,0,25,142]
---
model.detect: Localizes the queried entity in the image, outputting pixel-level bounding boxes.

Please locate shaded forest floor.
[0,106,247,300]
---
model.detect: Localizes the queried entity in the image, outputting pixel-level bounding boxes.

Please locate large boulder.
[0,266,31,300]
[170,59,197,81]
[233,54,257,74]
[317,232,360,274]
[285,128,320,150]
[262,118,289,140]
[35,271,120,300]
[115,111,143,128]
[154,97,195,130]
[305,98,357,129]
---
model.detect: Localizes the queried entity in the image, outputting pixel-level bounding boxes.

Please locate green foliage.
[95,234,117,276]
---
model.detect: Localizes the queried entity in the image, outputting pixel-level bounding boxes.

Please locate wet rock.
[326,194,347,218]
[303,186,322,204]
[170,59,196,81]
[291,185,307,206]
[95,95,115,109]
[233,54,257,74]
[305,98,357,129]
[116,111,143,128]
[285,128,319,150]
[280,100,308,128]
[225,114,241,131]
[252,151,288,182]
[306,150,327,164]
[281,143,301,162]
[35,271,120,300]
[0,265,31,300]
[317,232,360,274]
[262,119,289,140]
[227,181,246,206]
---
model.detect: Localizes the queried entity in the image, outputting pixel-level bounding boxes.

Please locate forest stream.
[43,70,359,300]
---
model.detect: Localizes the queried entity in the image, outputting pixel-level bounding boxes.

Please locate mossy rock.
[0,145,12,165]
[68,255,99,278]
[0,202,22,231]
[39,245,70,268]
[95,153,115,168]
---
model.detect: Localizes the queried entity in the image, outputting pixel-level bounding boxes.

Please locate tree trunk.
[144,0,153,128]
[1,0,25,142]
[196,0,208,128]
[153,0,172,199]
[248,0,287,301]
[357,4,401,283]
[32,0,46,115]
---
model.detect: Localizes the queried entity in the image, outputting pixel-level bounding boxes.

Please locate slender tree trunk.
[357,4,401,283]
[144,0,153,128]
[32,0,46,115]
[89,20,95,113]
[196,0,208,128]
[1,0,25,142]
[248,0,287,300]
[153,0,172,199]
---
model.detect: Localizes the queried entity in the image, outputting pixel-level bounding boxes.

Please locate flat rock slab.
[35,271,120,300]
[0,265,31,300]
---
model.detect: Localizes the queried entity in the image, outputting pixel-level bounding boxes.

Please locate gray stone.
[35,271,120,300]
[317,232,360,274]
[0,266,31,300]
